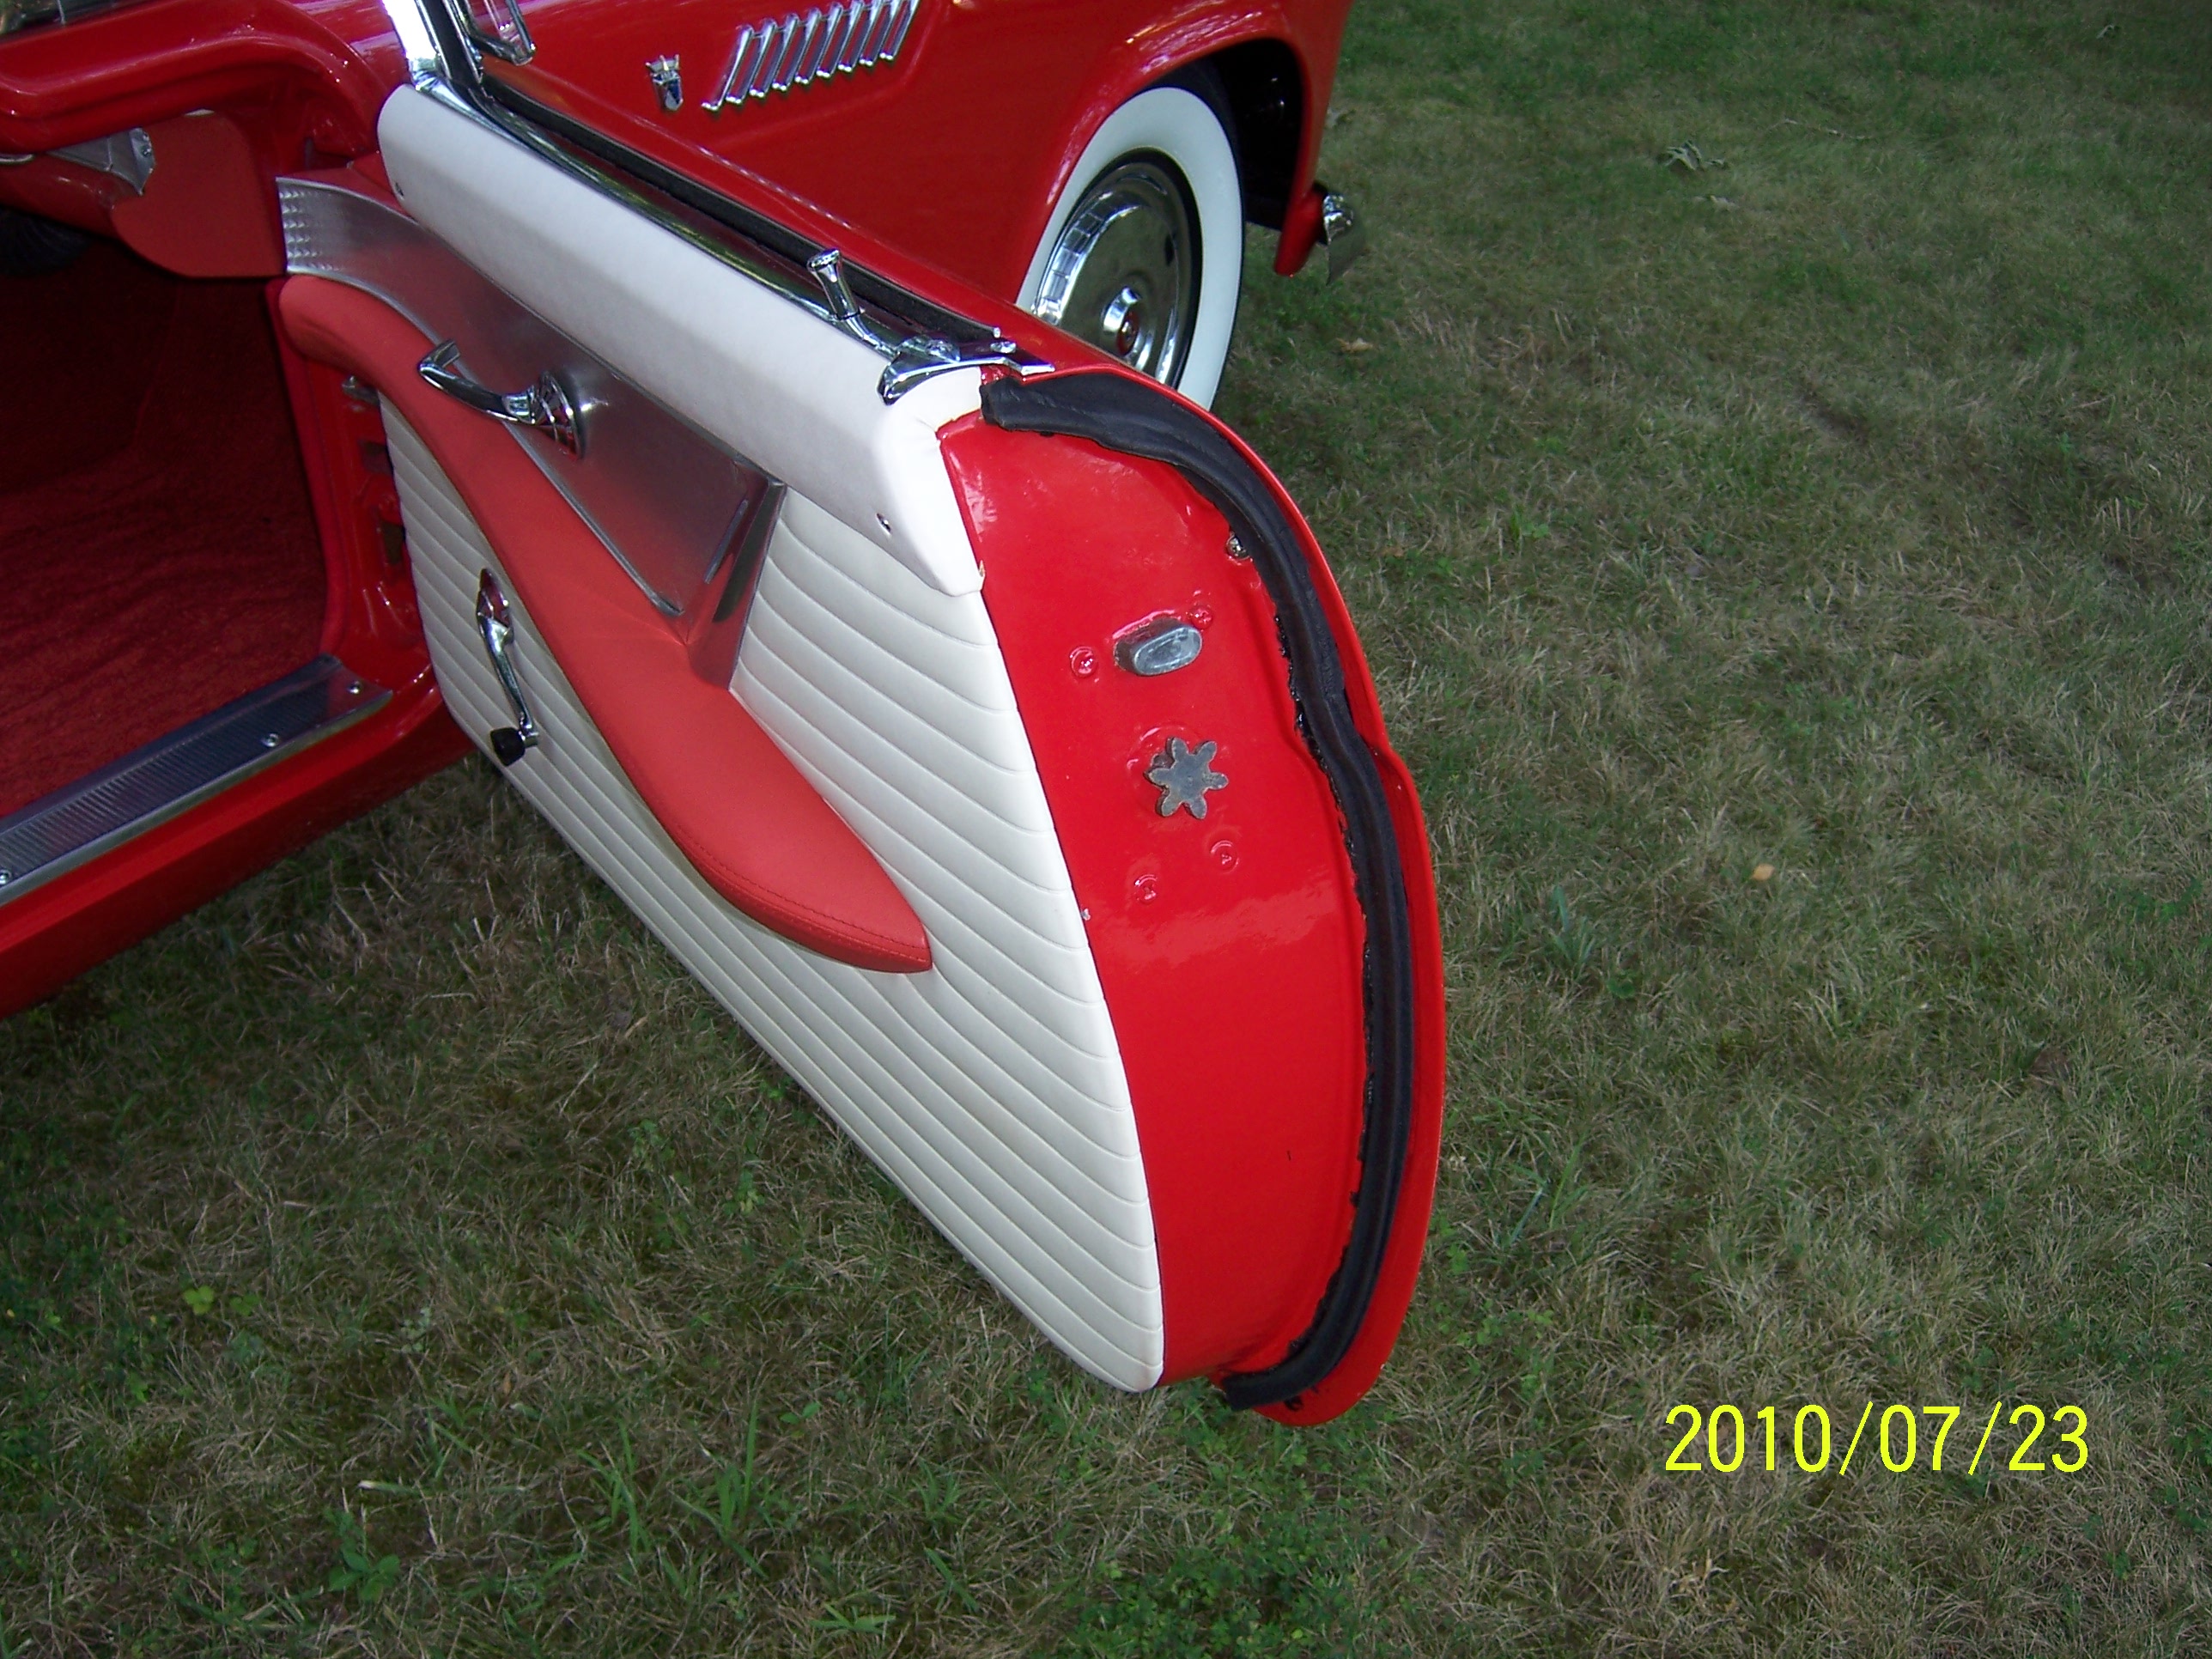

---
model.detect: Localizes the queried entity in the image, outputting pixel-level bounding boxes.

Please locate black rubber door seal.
[981,371,1417,1411]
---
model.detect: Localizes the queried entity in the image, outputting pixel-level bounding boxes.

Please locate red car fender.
[486,1,1351,309]
[991,4,1353,300]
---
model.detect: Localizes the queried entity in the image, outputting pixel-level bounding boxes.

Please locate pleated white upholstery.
[386,412,1165,1388]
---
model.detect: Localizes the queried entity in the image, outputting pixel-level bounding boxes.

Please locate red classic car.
[0,0,1437,1420]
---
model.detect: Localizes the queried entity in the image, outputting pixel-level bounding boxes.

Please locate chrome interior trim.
[685,482,784,690]
[474,568,541,761]
[52,127,155,192]
[0,659,388,905]
[281,176,767,621]
[809,247,1029,401]
[419,338,585,455]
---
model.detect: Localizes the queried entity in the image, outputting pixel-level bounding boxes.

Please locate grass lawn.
[8,0,2212,1650]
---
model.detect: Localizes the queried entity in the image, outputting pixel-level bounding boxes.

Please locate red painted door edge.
[1253,744,1445,1425]
[1185,397,1445,1426]
[951,363,1446,1421]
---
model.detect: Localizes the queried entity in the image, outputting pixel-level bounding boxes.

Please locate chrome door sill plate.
[0,657,389,906]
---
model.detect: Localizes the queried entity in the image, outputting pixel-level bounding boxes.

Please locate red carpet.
[0,240,326,817]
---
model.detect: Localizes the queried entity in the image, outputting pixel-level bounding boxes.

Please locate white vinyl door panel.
[386,410,1167,1389]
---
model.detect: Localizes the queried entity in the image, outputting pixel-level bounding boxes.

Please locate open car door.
[276,0,1443,1423]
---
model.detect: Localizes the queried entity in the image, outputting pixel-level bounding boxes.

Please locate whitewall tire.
[1018,85,1243,409]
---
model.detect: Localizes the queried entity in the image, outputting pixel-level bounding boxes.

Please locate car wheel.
[1018,82,1243,409]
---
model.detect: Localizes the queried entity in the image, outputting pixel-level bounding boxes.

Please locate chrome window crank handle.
[475,570,541,767]
[419,340,585,455]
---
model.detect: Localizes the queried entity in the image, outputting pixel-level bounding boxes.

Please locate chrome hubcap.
[1030,156,1200,386]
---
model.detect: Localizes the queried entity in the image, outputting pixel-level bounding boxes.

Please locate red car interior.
[0,245,323,819]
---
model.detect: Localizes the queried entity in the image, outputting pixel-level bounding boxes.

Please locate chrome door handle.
[420,340,584,455]
[475,569,541,766]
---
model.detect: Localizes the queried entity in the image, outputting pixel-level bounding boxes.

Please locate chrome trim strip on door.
[281,176,765,622]
[52,127,155,191]
[684,481,783,690]
[0,659,388,905]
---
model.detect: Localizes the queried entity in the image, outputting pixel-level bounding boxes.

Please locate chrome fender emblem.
[647,56,684,112]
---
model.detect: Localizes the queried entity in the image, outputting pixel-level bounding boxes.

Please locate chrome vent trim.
[702,0,921,115]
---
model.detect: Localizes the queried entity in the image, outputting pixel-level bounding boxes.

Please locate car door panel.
[270,14,1441,1415]
[283,173,770,622]
[377,392,1172,1392]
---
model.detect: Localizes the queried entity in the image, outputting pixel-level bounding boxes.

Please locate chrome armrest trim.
[283,174,769,623]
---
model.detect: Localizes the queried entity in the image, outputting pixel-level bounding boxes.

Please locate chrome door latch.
[475,569,541,766]
[806,249,1047,403]
[421,340,586,455]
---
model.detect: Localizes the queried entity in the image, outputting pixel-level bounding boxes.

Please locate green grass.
[8,0,2212,1650]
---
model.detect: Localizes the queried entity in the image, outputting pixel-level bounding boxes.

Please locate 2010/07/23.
[1664,1402,2088,1476]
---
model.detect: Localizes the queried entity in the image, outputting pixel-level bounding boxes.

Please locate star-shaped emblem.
[1146,737,1228,819]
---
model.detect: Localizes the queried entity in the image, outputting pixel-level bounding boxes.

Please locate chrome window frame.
[378,0,1046,402]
